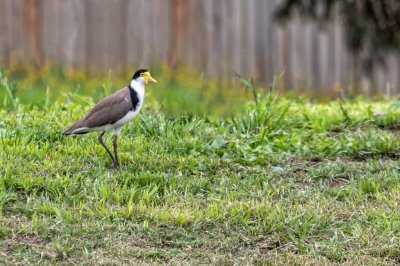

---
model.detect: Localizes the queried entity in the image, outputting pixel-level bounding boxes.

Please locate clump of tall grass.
[230,72,290,136]
[0,69,19,111]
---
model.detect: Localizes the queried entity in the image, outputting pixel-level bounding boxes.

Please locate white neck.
[130,79,145,100]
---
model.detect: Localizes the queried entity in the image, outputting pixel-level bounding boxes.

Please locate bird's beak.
[145,72,157,84]
[148,76,157,83]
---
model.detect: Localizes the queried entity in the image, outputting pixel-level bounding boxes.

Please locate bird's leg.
[112,135,119,168]
[112,128,121,169]
[98,131,116,166]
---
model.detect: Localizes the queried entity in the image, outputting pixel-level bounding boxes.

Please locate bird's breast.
[114,105,142,128]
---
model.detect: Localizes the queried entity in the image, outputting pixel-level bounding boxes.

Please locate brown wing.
[64,87,132,135]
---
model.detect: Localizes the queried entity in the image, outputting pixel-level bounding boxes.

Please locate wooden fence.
[0,0,399,95]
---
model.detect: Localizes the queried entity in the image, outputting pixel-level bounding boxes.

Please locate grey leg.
[113,135,119,168]
[98,131,116,165]
[113,127,122,169]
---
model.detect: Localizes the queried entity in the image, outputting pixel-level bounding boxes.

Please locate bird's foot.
[113,161,120,169]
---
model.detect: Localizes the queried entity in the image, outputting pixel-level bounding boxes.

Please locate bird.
[64,69,157,169]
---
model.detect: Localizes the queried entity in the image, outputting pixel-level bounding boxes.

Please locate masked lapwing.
[64,69,157,168]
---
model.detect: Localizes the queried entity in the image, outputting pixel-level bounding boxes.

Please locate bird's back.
[64,87,133,135]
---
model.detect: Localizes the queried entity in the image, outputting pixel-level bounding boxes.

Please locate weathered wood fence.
[0,0,399,94]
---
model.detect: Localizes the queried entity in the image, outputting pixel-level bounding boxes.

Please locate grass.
[1,67,400,264]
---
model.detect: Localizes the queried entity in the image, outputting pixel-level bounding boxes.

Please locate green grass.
[1,68,400,264]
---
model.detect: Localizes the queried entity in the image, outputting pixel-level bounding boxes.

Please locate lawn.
[1,68,400,264]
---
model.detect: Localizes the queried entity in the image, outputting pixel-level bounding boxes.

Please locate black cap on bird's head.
[132,69,157,84]
[132,69,148,79]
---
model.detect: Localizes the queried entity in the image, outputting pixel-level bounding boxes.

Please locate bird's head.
[132,69,157,85]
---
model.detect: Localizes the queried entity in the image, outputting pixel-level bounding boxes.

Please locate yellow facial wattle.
[143,72,157,84]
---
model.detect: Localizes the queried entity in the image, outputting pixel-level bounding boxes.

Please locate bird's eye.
[140,73,144,76]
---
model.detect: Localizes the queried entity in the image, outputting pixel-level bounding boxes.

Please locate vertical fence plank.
[223,0,239,78]
[263,0,275,84]
[333,13,342,91]
[0,0,9,66]
[247,0,256,77]
[327,24,337,92]
[231,0,241,77]
[84,0,108,73]
[339,24,350,92]
[57,0,85,69]
[303,22,313,91]
[219,0,228,77]
[310,23,320,91]
[26,0,44,65]
[211,1,223,79]
[290,16,304,91]
[272,0,283,89]
[167,0,188,67]
[254,0,266,80]
[147,0,156,65]
[103,0,128,70]
[152,0,170,64]
[203,0,214,76]
[140,0,151,65]
[41,0,56,64]
[195,0,208,72]
[7,0,25,66]
[282,21,293,89]
[126,0,143,68]
[185,0,196,68]
[239,0,252,77]
[318,25,330,91]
